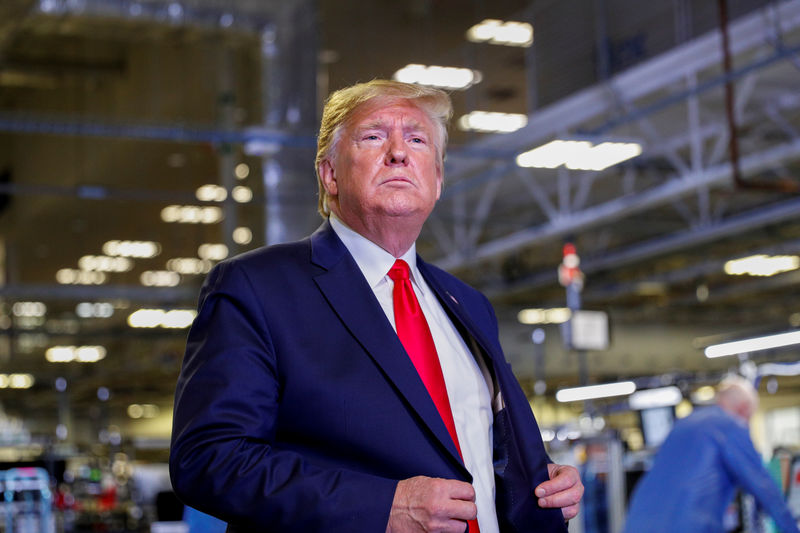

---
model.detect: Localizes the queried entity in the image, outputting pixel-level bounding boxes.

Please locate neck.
[331,209,423,258]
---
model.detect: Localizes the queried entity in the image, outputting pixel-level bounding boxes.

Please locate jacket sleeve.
[721,424,800,533]
[169,260,398,532]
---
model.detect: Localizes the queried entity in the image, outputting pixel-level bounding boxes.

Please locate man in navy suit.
[170,80,583,532]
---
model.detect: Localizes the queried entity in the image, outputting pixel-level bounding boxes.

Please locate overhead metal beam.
[439,137,800,271]
[0,283,197,302]
[445,1,800,175]
[485,195,800,298]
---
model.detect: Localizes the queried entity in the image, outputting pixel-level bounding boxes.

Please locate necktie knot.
[388,259,410,282]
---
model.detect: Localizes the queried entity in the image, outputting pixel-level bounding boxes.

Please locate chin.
[378,200,429,218]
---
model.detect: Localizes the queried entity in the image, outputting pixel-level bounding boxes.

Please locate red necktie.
[388,259,480,533]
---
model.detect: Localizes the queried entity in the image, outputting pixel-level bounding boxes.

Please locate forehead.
[346,98,435,132]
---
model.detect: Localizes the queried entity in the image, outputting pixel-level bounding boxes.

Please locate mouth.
[380,176,414,186]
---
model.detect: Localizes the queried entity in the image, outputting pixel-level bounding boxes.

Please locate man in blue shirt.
[623,376,799,533]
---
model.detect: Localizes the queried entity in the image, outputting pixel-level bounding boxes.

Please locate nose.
[385,131,407,166]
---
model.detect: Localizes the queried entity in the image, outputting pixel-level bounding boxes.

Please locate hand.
[535,463,583,521]
[386,476,477,533]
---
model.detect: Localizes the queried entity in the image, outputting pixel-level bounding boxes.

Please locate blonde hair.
[314,79,453,217]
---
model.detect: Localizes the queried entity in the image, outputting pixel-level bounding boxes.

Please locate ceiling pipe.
[718,0,800,194]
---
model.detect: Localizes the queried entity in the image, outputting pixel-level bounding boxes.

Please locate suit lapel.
[418,258,501,367]
[310,223,466,471]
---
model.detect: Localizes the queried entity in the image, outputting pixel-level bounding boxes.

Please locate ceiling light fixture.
[160,205,223,224]
[516,140,642,171]
[75,302,114,318]
[724,254,800,277]
[233,227,252,245]
[56,269,107,285]
[458,111,528,133]
[166,258,213,275]
[556,381,636,402]
[127,308,196,329]
[140,270,181,287]
[628,386,683,410]
[232,186,253,203]
[196,184,227,202]
[45,345,107,363]
[78,255,133,272]
[198,244,229,261]
[704,330,800,358]
[102,240,161,258]
[393,64,482,90]
[758,361,800,377]
[11,301,46,317]
[466,19,534,47]
[235,163,250,179]
[128,403,160,419]
[517,307,571,325]
[0,374,35,389]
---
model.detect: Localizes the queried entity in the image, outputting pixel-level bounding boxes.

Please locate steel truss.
[429,1,800,298]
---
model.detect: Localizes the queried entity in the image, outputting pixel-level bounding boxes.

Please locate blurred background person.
[622,375,799,533]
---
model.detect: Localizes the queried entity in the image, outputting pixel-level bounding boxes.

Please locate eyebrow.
[354,119,430,136]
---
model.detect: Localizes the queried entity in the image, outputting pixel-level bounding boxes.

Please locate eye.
[409,136,426,144]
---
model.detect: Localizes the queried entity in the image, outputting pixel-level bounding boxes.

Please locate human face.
[318,99,443,232]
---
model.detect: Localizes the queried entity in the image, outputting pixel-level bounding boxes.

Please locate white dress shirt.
[329,214,500,533]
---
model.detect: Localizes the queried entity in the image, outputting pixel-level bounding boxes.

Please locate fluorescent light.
[466,19,534,47]
[128,309,165,328]
[517,307,571,324]
[758,362,800,377]
[127,308,196,329]
[128,403,160,419]
[160,205,223,224]
[45,345,106,363]
[140,270,180,287]
[458,111,528,133]
[516,139,642,171]
[0,374,34,389]
[628,386,683,410]
[705,330,800,358]
[196,184,227,202]
[198,243,229,261]
[12,302,46,317]
[166,257,213,274]
[78,255,133,272]
[102,240,161,258]
[724,254,799,277]
[76,346,107,362]
[235,163,250,179]
[556,381,636,402]
[163,310,196,328]
[393,64,482,90]
[75,302,114,318]
[233,227,252,245]
[56,269,107,285]
[232,185,253,203]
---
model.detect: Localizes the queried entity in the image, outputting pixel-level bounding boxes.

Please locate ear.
[318,159,338,196]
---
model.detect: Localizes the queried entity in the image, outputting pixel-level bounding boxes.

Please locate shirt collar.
[329,213,424,291]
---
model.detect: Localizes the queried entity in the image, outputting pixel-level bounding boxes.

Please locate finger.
[446,499,477,522]
[537,485,583,510]
[560,502,580,521]
[440,479,476,502]
[536,465,580,497]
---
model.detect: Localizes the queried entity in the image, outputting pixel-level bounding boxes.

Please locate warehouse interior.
[1,0,799,531]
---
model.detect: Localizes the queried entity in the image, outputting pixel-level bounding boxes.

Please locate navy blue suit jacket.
[169,221,567,532]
